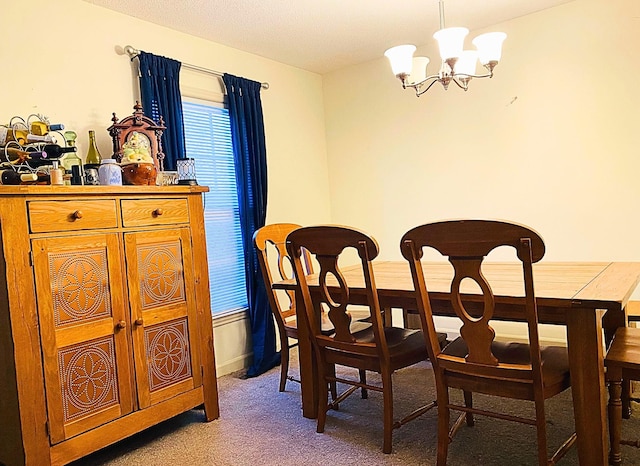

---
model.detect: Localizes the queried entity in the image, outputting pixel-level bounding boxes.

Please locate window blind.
[182,98,248,315]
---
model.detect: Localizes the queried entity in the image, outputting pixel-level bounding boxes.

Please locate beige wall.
[323,0,640,264]
[2,0,332,226]
[2,0,332,374]
[322,0,640,340]
[4,0,640,368]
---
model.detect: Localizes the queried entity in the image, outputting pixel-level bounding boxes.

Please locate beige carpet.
[71,352,640,466]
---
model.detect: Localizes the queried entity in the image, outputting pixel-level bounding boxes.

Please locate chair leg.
[463,391,474,426]
[359,369,368,399]
[533,395,548,466]
[382,371,393,454]
[327,364,338,410]
[622,378,632,419]
[382,306,393,327]
[402,308,410,328]
[608,369,623,466]
[279,339,290,392]
[436,383,450,466]
[317,363,330,434]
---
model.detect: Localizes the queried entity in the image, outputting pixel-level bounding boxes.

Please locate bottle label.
[0,127,7,145]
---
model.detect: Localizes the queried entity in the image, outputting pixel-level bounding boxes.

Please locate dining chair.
[254,223,404,391]
[605,326,640,465]
[254,223,313,392]
[621,301,640,418]
[400,219,577,466]
[286,225,444,454]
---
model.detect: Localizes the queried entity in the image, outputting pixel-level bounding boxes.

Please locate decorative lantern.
[176,157,197,185]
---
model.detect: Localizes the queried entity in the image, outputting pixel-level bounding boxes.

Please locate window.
[182,98,248,315]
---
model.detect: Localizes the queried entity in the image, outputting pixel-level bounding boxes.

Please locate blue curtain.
[138,51,185,171]
[223,73,278,378]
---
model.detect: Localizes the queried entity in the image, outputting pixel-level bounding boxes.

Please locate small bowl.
[121,162,157,186]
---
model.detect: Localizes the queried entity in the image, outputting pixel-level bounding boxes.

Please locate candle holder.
[176,157,197,185]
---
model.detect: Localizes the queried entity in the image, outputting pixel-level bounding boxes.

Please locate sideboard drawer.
[28,200,119,233]
[121,198,189,227]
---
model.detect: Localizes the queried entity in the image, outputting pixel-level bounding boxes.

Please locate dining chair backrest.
[254,223,312,326]
[254,223,315,391]
[286,225,388,358]
[400,219,546,386]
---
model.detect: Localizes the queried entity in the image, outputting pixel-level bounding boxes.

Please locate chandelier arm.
[405,73,442,89]
[415,78,442,97]
[451,78,468,91]
[459,72,494,79]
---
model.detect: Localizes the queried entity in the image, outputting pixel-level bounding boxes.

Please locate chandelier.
[384,0,506,96]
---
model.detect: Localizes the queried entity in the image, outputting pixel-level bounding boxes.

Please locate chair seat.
[353,326,447,348]
[285,317,372,336]
[443,337,571,391]
[354,326,424,350]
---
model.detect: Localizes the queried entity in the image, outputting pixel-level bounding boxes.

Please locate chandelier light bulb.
[453,50,478,78]
[408,57,430,84]
[384,45,416,77]
[472,32,507,67]
[433,27,469,62]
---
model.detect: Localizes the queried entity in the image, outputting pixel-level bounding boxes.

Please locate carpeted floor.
[71,352,640,466]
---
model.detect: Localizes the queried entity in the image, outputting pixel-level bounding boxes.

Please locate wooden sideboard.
[0,185,219,466]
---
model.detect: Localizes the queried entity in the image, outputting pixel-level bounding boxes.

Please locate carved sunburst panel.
[137,240,186,309]
[50,249,111,327]
[58,337,119,423]
[144,318,192,392]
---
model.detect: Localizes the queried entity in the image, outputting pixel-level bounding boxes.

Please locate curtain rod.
[123,45,270,90]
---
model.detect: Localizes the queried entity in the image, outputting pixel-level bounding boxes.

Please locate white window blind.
[182,98,248,315]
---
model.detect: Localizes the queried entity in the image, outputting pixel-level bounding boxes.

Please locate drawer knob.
[153,208,164,217]
[115,320,126,329]
[72,210,83,220]
[134,318,144,326]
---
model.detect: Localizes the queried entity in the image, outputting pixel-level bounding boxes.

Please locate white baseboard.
[216,353,253,377]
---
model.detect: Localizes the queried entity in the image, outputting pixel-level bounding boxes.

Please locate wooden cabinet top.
[0,185,209,197]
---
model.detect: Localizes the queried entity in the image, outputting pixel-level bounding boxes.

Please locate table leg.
[295,291,318,418]
[566,307,607,466]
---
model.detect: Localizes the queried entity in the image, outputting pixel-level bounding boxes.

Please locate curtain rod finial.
[124,45,139,58]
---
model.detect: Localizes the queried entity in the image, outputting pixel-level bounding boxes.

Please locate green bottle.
[85,130,102,168]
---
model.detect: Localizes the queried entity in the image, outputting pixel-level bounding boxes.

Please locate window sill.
[212,308,249,327]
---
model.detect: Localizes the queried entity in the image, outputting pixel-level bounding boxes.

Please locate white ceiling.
[83,0,573,74]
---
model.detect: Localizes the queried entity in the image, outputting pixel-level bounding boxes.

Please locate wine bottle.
[0,170,39,185]
[85,130,102,167]
[63,130,77,147]
[30,172,51,185]
[0,147,48,164]
[61,150,83,171]
[25,133,54,143]
[0,128,28,145]
[30,121,65,136]
[39,144,77,158]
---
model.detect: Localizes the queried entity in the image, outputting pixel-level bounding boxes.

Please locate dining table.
[273,260,640,465]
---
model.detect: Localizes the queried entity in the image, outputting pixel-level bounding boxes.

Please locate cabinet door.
[32,234,134,444]
[124,228,203,408]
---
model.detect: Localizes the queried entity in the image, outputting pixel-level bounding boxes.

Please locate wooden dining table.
[273,260,640,465]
